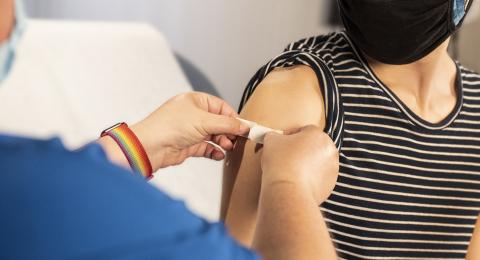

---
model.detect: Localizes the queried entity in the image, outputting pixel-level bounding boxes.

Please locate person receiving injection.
[0,0,339,259]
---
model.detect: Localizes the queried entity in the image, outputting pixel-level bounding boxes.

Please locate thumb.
[202,114,250,136]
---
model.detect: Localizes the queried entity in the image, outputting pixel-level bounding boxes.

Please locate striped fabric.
[240,32,480,259]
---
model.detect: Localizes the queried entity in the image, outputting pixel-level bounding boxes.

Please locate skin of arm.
[253,127,339,260]
[97,88,338,259]
[0,0,15,43]
[467,214,480,260]
[253,182,336,260]
[221,65,328,245]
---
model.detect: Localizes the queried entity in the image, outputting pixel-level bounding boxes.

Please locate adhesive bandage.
[237,118,284,144]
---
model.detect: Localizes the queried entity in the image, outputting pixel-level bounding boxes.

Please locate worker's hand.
[131,92,249,170]
[261,126,339,204]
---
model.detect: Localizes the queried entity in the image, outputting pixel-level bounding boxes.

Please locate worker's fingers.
[203,135,229,150]
[226,134,237,141]
[188,142,213,158]
[190,92,238,117]
[203,93,239,117]
[187,142,207,158]
[213,135,234,151]
[205,142,216,158]
[196,141,226,160]
[219,135,234,150]
[202,114,250,137]
[211,149,226,161]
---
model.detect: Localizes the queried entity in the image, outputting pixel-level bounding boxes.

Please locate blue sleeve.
[0,135,260,260]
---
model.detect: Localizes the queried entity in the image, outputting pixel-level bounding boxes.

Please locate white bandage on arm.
[237,118,284,144]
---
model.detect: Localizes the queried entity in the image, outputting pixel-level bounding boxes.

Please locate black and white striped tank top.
[240,32,480,259]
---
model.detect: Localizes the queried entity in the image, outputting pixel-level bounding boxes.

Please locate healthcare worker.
[0,0,340,259]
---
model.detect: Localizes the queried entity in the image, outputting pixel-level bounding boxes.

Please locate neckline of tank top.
[338,31,464,131]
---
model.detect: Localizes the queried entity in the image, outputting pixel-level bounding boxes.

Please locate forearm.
[0,0,15,42]
[467,214,480,260]
[97,122,164,176]
[222,140,263,246]
[97,136,131,169]
[252,180,337,260]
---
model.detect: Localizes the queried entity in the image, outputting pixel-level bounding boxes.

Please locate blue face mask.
[0,0,26,84]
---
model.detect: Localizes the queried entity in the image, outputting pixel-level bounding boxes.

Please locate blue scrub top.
[0,134,260,260]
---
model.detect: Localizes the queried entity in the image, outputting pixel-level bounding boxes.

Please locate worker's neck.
[367,39,458,124]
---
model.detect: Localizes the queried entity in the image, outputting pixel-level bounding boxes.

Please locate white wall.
[24,0,330,107]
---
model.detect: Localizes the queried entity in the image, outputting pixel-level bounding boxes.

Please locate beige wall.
[24,0,330,107]
[24,1,478,102]
[459,4,480,72]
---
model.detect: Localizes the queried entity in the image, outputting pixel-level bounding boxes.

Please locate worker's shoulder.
[0,134,107,177]
[0,134,65,158]
[0,134,165,205]
[240,65,326,130]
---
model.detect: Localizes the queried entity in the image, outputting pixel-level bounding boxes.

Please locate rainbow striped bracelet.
[101,122,153,179]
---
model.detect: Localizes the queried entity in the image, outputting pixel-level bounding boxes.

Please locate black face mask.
[338,0,473,65]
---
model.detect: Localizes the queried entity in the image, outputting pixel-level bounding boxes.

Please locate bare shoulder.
[240,65,326,130]
[221,65,327,244]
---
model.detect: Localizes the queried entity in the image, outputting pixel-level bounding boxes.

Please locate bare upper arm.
[467,215,480,260]
[221,65,326,246]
